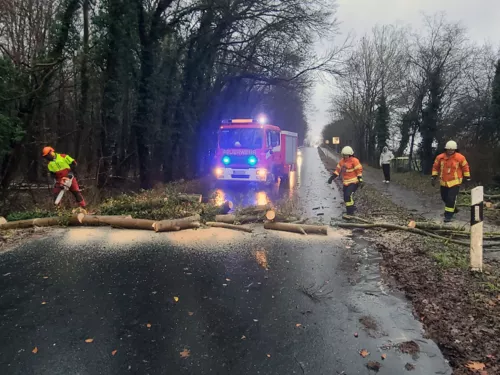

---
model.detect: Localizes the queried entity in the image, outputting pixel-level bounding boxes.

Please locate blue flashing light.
[222,155,231,165]
[248,155,258,166]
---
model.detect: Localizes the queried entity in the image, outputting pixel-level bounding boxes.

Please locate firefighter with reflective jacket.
[431,140,470,222]
[327,146,364,215]
[42,146,86,207]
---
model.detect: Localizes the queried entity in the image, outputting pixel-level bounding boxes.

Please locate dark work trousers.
[343,183,358,215]
[382,164,391,181]
[440,185,460,220]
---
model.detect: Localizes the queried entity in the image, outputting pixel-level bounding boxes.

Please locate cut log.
[205,222,253,233]
[100,217,157,230]
[237,204,273,215]
[152,215,201,233]
[407,221,466,231]
[72,215,133,226]
[264,222,328,235]
[215,214,236,224]
[216,201,233,215]
[0,216,7,225]
[0,217,61,230]
[343,215,373,224]
[265,210,276,221]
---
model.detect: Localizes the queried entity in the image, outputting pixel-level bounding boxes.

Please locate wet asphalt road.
[0,148,451,375]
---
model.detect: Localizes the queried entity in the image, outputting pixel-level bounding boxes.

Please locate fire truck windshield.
[219,128,263,149]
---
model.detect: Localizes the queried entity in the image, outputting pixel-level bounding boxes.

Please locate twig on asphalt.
[294,355,305,374]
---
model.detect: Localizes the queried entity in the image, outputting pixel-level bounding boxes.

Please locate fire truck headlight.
[247,155,257,166]
[257,115,267,124]
[222,156,231,165]
[256,169,267,178]
[214,168,224,177]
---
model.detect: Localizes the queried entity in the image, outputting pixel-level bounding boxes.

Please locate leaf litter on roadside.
[85,338,94,343]
[366,361,381,372]
[466,362,486,371]
[360,349,370,358]
[32,347,38,354]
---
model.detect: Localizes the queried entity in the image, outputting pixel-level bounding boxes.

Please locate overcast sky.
[307,0,500,140]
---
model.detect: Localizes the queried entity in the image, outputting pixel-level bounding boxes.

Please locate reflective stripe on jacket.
[48,153,75,180]
[431,152,470,187]
[334,156,363,186]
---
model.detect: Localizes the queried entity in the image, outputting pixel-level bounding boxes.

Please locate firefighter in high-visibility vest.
[431,140,471,222]
[327,146,364,215]
[42,146,86,207]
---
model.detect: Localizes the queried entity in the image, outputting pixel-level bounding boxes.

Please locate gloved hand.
[357,176,364,188]
[67,172,74,179]
[327,174,336,184]
[431,177,436,187]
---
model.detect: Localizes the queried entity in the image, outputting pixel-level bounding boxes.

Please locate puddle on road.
[342,233,452,375]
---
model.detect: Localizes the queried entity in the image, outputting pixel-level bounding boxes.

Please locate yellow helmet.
[341,146,354,156]
[445,140,457,150]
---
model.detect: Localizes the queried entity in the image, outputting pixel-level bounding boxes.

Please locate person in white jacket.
[379,146,394,183]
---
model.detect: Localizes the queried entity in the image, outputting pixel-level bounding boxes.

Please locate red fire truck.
[213,117,298,184]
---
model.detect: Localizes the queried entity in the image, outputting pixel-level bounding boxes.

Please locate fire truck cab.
[213,118,298,184]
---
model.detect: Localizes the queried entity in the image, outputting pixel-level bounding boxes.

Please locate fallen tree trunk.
[237,204,272,215]
[336,222,500,248]
[264,222,328,235]
[215,214,236,224]
[71,215,133,226]
[459,191,500,200]
[152,215,201,233]
[407,221,466,231]
[205,222,253,233]
[0,217,62,230]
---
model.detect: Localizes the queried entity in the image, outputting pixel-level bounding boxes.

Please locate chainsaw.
[54,176,73,205]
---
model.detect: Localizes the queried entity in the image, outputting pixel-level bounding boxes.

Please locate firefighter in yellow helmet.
[327,146,364,215]
[431,140,471,222]
[42,146,86,207]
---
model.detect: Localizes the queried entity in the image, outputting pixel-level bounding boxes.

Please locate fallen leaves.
[465,362,486,371]
[85,338,94,343]
[41,301,47,305]
[359,349,370,358]
[225,278,231,282]
[405,363,415,371]
[180,348,190,358]
[32,347,38,354]
[295,323,302,327]
[43,276,49,279]
[188,312,194,316]
[241,335,246,340]
[366,361,381,371]
[266,354,271,358]
[111,350,117,356]
[173,296,179,302]
[381,354,387,360]
[354,332,358,337]
[255,249,268,270]
[146,323,152,328]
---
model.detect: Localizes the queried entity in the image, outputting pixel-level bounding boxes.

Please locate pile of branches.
[459,190,500,209]
[337,215,500,250]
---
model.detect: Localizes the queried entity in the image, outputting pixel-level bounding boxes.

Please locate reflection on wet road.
[0,147,452,375]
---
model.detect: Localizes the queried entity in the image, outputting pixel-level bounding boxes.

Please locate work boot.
[346,206,356,215]
[444,212,454,223]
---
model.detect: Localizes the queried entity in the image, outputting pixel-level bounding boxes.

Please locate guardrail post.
[470,186,483,272]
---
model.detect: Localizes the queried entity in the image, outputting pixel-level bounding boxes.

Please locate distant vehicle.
[213,117,298,184]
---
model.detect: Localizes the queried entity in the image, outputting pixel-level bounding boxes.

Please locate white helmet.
[341,146,354,156]
[445,140,457,150]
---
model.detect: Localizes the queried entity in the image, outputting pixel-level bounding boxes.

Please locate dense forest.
[322,14,500,182]
[0,0,341,190]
